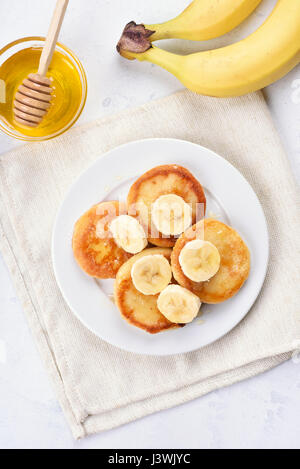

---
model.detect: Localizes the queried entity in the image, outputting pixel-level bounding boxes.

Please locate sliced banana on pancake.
[179,239,220,282]
[157,285,201,324]
[110,215,148,254]
[152,194,192,236]
[131,254,172,295]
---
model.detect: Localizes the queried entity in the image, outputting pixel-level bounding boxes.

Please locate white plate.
[52,138,269,356]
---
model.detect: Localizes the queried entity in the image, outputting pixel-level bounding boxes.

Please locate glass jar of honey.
[0,37,87,141]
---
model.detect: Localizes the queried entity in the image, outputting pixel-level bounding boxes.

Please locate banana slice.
[109,215,147,254]
[179,239,220,282]
[131,254,172,295]
[152,194,192,236]
[157,285,201,324]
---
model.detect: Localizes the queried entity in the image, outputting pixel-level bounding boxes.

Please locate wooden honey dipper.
[14,0,69,128]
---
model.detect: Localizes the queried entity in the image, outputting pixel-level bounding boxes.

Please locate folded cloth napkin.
[0,90,299,439]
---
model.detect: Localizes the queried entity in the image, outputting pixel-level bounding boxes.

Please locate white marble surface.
[0,0,300,449]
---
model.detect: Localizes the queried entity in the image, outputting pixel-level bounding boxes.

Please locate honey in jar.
[0,41,86,140]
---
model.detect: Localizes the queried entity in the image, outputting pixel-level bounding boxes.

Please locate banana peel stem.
[139,47,184,78]
[145,23,174,42]
[116,21,155,57]
[117,21,184,78]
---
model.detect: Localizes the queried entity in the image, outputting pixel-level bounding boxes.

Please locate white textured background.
[0,0,300,449]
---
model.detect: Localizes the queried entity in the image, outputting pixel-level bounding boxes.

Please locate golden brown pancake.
[72,201,132,279]
[127,164,206,247]
[114,247,184,334]
[171,219,250,304]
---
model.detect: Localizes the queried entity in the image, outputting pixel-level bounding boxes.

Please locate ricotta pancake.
[72,201,132,279]
[127,164,206,247]
[114,247,184,333]
[171,219,250,304]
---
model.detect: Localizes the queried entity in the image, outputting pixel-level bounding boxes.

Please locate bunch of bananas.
[117,0,300,97]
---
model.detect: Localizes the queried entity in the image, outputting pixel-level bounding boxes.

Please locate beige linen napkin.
[0,90,299,439]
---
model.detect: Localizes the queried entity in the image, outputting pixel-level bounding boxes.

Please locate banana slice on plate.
[110,215,148,254]
[131,254,172,295]
[179,239,220,282]
[157,285,201,324]
[152,194,192,236]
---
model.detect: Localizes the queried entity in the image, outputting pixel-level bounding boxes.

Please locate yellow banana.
[117,0,300,97]
[146,0,262,41]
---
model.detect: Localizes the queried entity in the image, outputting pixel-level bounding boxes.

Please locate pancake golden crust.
[114,247,184,334]
[127,164,206,247]
[72,201,132,279]
[171,219,250,304]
